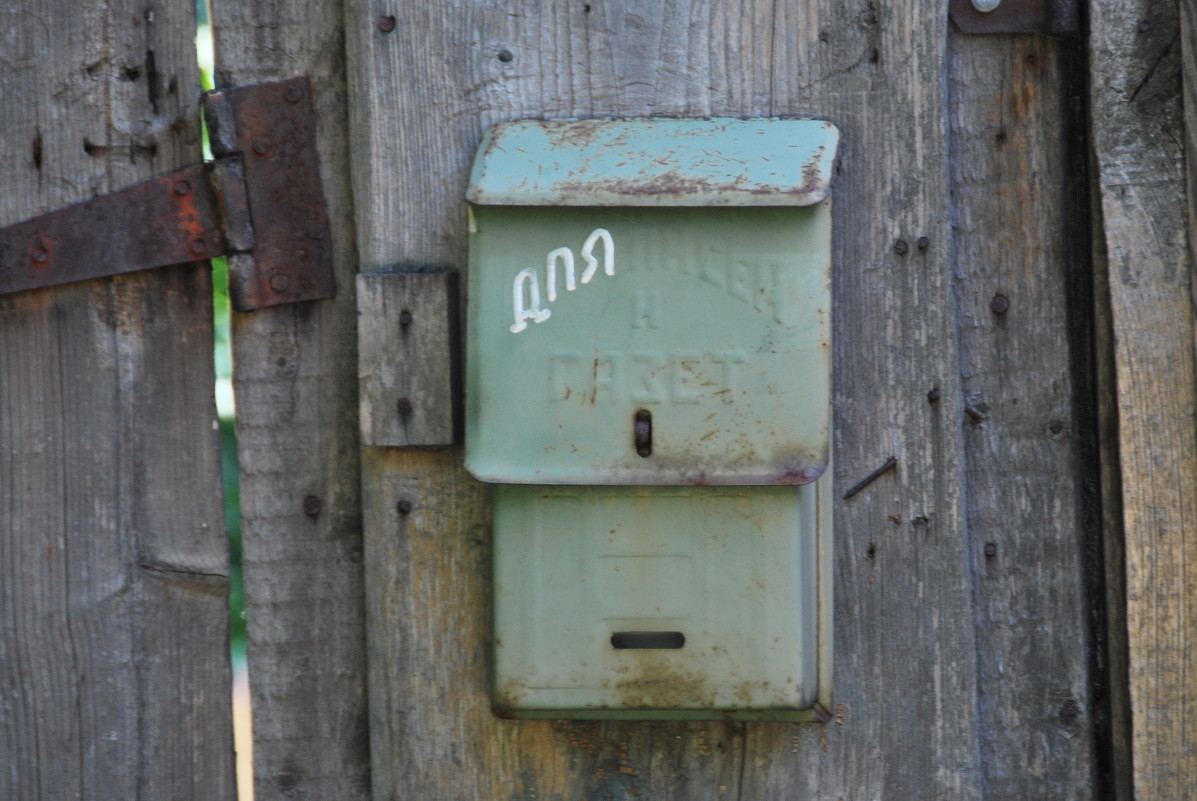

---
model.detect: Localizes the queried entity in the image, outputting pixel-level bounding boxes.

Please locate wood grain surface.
[0,1,234,798]
[348,1,998,798]
[1089,0,1197,797]
[210,1,372,798]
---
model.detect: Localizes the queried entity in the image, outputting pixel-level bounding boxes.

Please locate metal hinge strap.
[0,76,335,312]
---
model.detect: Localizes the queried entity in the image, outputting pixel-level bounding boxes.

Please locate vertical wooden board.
[210,1,371,798]
[0,1,233,799]
[358,271,460,447]
[1089,0,1197,797]
[948,34,1098,798]
[350,1,980,800]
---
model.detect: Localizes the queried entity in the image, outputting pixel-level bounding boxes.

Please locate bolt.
[917,236,930,251]
[399,310,413,327]
[174,180,191,195]
[306,224,326,240]
[984,542,998,558]
[397,499,413,515]
[303,495,322,518]
[190,240,207,256]
[270,272,291,292]
[497,49,514,63]
[284,83,304,103]
[378,15,396,32]
[252,136,271,155]
[894,239,909,256]
[990,293,1010,315]
[31,248,48,264]
[397,397,413,416]
[971,0,1001,12]
[927,387,941,405]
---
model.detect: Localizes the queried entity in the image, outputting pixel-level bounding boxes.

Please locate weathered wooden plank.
[947,33,1098,798]
[349,2,980,799]
[1089,0,1197,797]
[0,1,234,799]
[209,0,371,798]
[358,271,459,447]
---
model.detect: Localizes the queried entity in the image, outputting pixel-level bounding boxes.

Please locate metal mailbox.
[465,118,837,721]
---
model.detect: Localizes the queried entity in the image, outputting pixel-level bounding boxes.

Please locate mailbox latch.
[0,76,335,312]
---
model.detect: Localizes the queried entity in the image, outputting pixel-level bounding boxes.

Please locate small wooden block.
[358,270,460,446]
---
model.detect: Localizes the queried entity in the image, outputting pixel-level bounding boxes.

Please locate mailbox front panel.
[492,483,830,720]
[466,204,830,485]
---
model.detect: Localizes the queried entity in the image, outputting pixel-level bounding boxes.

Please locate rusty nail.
[174,180,191,195]
[378,15,396,32]
[990,293,1010,315]
[984,542,998,558]
[284,83,304,103]
[303,495,322,518]
[917,236,930,251]
[31,248,49,264]
[842,456,898,500]
[252,136,271,155]
[190,240,207,256]
[497,49,514,62]
[270,273,291,292]
[306,224,326,240]
[927,387,941,405]
[397,499,413,515]
[894,239,909,256]
[399,310,413,327]
[965,405,985,424]
[397,397,413,416]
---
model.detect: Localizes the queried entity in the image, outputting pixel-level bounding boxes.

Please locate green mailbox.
[466,119,837,721]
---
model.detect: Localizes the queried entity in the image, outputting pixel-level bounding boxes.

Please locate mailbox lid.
[467,118,840,207]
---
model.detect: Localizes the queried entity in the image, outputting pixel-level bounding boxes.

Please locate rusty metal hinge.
[0,76,335,312]
[950,0,1079,34]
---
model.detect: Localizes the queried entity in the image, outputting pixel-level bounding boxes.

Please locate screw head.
[917,236,930,251]
[284,83,304,103]
[927,387,941,405]
[303,495,322,517]
[190,240,208,256]
[1138,19,1151,32]
[397,500,413,515]
[378,14,396,32]
[984,542,998,558]
[397,397,413,416]
[990,293,1010,315]
[252,136,271,155]
[399,310,413,326]
[31,247,48,264]
[174,180,191,196]
[894,239,909,256]
[270,272,291,292]
[497,49,514,63]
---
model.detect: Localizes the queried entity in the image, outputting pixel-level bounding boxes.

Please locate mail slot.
[465,118,837,720]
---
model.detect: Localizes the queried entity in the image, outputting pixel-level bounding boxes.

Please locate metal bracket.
[0,76,335,311]
[949,0,1079,34]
